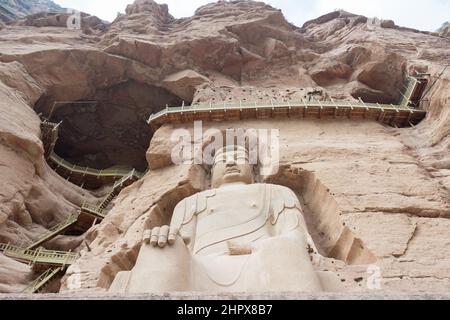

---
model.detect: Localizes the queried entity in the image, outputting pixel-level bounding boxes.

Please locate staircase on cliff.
[399,74,429,108]
[25,212,79,250]
[22,267,63,294]
[0,118,146,293]
[0,243,79,293]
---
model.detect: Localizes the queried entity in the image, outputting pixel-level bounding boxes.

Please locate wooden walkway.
[147,76,428,131]
[148,99,426,131]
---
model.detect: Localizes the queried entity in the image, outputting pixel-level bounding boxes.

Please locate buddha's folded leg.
[243,234,324,292]
[125,236,193,293]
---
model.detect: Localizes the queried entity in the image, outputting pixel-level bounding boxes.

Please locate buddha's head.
[211,145,254,188]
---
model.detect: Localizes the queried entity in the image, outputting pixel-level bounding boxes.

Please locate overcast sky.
[54,0,450,31]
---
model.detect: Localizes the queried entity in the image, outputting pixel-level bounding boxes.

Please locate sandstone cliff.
[0,0,449,295]
[438,22,450,38]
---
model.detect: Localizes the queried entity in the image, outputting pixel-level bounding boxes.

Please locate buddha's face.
[211,149,254,188]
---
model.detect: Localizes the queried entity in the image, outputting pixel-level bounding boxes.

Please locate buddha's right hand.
[143,226,179,248]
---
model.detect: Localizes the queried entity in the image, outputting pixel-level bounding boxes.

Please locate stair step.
[26,212,79,250]
[22,267,63,294]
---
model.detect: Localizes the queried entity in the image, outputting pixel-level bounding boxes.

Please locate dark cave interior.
[34,80,185,172]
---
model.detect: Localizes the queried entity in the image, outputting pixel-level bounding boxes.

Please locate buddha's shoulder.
[173,189,216,215]
[254,183,297,195]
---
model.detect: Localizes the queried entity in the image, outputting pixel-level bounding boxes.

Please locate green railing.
[41,120,61,157]
[147,98,414,124]
[400,77,418,107]
[41,120,61,131]
[98,191,118,210]
[0,243,79,266]
[49,151,133,178]
[81,202,106,219]
[22,267,63,294]
[40,120,61,145]
[113,169,143,189]
[80,169,146,214]
[25,212,79,250]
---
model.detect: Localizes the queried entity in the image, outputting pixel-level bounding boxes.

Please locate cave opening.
[35,80,185,172]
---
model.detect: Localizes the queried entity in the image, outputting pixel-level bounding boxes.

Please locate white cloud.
[53,0,450,31]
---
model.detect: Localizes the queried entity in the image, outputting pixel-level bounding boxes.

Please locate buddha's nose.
[226,157,236,166]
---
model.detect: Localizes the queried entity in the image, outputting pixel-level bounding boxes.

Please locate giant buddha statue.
[110,145,337,293]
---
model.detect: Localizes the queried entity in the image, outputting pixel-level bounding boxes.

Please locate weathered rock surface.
[162,70,210,102]
[438,22,450,37]
[0,0,449,295]
[14,12,108,35]
[0,0,64,23]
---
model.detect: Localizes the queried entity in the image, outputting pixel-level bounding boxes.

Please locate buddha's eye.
[213,156,226,165]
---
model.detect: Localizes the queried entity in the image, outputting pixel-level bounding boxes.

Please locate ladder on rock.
[99,169,143,210]
[399,75,429,108]
[79,169,143,220]
[99,190,119,211]
[22,267,63,294]
[25,212,79,250]
[40,120,61,159]
[20,169,145,251]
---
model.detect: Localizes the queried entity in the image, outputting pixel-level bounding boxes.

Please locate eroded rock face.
[438,22,450,38]
[0,0,449,294]
[162,70,210,102]
[0,0,64,23]
[439,26,450,38]
[0,255,31,292]
[14,12,107,35]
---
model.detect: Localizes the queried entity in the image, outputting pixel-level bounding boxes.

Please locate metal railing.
[98,190,118,210]
[80,169,144,216]
[81,202,106,219]
[147,98,415,124]
[22,267,63,294]
[0,243,79,266]
[113,169,141,189]
[49,152,133,178]
[25,212,80,250]
[399,77,418,107]
[41,120,62,131]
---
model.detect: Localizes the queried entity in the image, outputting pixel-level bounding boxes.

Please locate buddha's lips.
[225,167,240,174]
